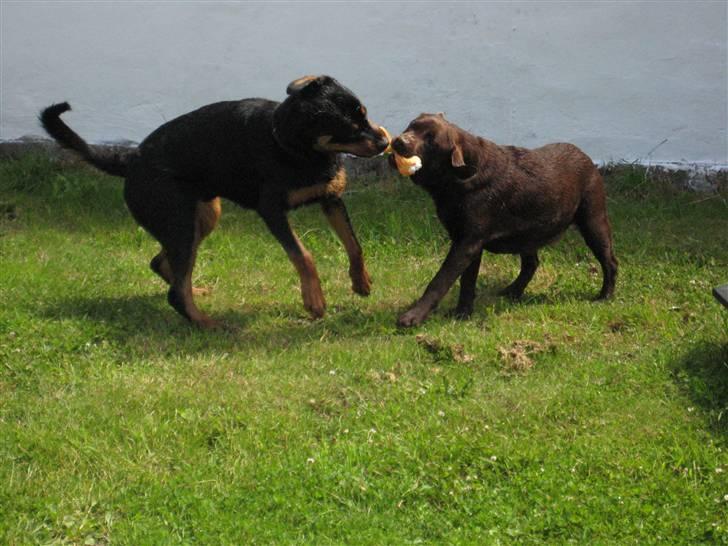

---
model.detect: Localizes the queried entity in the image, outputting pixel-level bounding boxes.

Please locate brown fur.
[391,113,618,327]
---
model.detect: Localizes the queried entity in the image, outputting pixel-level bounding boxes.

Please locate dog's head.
[391,113,477,180]
[273,75,389,158]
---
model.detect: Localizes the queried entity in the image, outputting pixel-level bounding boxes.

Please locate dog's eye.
[357,105,367,118]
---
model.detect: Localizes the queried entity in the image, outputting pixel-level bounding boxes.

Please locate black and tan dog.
[41,75,389,328]
[390,113,618,327]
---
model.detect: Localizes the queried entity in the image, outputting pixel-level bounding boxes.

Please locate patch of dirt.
[608,320,625,333]
[415,334,474,364]
[497,339,549,373]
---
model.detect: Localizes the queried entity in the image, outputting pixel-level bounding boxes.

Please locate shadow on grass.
[462,279,603,313]
[36,293,409,360]
[671,340,728,438]
[35,277,606,359]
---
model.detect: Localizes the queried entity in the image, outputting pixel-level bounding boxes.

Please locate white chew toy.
[395,154,422,175]
[380,126,423,176]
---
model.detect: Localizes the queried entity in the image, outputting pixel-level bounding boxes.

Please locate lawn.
[1,155,727,545]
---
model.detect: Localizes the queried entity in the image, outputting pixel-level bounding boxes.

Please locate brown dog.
[391,113,617,327]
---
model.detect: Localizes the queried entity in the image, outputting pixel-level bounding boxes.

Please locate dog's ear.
[451,144,476,179]
[451,145,466,168]
[286,75,331,96]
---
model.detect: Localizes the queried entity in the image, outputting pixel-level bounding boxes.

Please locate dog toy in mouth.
[380,127,423,176]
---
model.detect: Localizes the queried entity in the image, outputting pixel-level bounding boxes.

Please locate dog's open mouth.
[315,135,387,157]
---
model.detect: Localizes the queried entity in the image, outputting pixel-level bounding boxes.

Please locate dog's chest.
[287,168,347,208]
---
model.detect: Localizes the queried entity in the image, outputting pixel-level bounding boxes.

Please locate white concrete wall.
[1,1,726,166]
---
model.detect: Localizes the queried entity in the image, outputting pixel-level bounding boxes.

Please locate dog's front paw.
[193,316,223,330]
[449,305,473,321]
[303,295,326,319]
[305,301,326,320]
[499,285,524,300]
[397,306,428,328]
[351,266,372,297]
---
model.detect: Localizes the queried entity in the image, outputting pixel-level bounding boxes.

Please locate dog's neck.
[271,124,309,162]
[272,102,335,165]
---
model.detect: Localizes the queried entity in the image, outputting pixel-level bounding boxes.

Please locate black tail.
[39,102,135,177]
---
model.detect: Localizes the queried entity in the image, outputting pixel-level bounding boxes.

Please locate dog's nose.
[392,136,409,155]
[399,131,415,143]
[371,124,390,152]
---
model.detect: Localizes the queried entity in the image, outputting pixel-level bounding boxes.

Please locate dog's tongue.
[380,126,422,176]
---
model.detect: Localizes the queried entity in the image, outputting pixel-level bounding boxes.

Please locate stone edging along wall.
[1,139,726,193]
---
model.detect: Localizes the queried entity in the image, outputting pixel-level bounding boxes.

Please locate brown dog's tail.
[39,102,135,177]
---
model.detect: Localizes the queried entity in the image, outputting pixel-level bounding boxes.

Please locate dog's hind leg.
[575,178,618,300]
[125,175,218,328]
[452,250,483,319]
[150,253,211,296]
[149,197,221,296]
[258,205,326,319]
[576,216,618,300]
[321,197,371,296]
[163,233,219,329]
[500,252,540,299]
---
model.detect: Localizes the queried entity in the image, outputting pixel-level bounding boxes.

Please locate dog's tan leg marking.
[190,197,221,296]
[196,197,222,239]
[287,234,326,318]
[258,203,326,318]
[174,271,219,329]
[165,230,219,330]
[322,198,371,296]
[152,198,222,297]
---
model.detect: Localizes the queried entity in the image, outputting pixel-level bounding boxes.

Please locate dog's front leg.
[258,206,326,319]
[452,251,483,319]
[398,239,483,327]
[321,197,371,296]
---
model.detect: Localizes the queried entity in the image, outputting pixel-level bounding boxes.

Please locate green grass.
[1,155,727,545]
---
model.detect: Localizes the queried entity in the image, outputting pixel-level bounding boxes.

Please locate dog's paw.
[448,305,473,321]
[351,267,372,297]
[593,290,614,302]
[397,307,428,328]
[304,297,326,319]
[307,305,325,319]
[193,316,223,330]
[499,285,524,300]
[301,283,326,319]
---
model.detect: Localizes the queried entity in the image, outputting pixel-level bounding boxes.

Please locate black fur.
[40,102,135,177]
[40,75,388,328]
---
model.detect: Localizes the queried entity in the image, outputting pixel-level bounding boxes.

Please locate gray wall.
[1,1,726,167]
